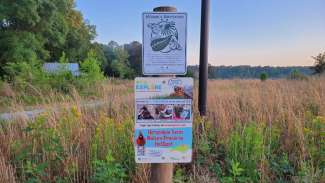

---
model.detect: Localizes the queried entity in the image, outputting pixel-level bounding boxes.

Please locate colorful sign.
[134,77,193,163]
[142,12,187,75]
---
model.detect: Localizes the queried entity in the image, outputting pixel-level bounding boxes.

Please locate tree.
[100,41,137,78]
[311,52,325,75]
[100,41,118,76]
[124,41,142,76]
[260,72,268,81]
[80,49,104,82]
[111,47,135,79]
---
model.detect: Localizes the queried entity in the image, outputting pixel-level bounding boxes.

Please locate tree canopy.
[0,0,95,76]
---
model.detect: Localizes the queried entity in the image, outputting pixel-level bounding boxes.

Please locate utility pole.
[198,0,210,116]
[150,6,175,183]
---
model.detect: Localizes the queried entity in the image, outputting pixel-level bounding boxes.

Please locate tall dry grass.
[0,78,324,182]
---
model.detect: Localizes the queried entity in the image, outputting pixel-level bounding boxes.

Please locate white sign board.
[142,12,187,75]
[134,77,193,163]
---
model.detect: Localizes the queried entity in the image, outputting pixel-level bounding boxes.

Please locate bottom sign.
[135,127,192,163]
[134,77,193,163]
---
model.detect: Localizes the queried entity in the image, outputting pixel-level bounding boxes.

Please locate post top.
[153,6,177,12]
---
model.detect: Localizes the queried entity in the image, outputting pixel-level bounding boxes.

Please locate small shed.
[43,63,80,76]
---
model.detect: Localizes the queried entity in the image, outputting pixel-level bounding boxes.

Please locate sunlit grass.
[0,78,324,182]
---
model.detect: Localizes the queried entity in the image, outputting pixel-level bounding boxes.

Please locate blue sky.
[75,0,325,66]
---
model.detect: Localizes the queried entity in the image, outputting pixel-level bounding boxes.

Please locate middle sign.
[142,12,187,75]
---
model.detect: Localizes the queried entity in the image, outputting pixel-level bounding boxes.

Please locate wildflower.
[71,105,81,118]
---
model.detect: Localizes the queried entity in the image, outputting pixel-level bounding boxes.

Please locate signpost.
[136,5,201,183]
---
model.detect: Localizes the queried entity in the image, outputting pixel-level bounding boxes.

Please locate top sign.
[142,12,187,75]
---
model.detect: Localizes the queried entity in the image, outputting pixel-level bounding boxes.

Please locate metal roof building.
[43,63,80,76]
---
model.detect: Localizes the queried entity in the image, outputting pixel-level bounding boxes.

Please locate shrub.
[80,50,105,83]
[287,69,308,80]
[260,72,268,81]
[4,59,50,90]
[2,49,105,96]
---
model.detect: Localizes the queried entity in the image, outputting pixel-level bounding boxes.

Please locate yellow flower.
[303,127,311,134]
[71,105,81,118]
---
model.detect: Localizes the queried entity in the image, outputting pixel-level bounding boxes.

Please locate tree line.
[187,65,314,79]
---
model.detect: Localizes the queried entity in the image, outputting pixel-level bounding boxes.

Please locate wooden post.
[150,6,176,183]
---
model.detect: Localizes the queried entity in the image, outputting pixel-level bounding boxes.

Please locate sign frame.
[142,12,188,75]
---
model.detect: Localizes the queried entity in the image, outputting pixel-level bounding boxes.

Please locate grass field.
[0,78,324,183]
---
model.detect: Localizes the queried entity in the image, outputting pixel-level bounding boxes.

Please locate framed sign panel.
[134,77,193,163]
[142,13,187,75]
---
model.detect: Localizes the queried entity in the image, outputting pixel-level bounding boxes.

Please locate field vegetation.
[0,78,324,183]
[1,1,325,182]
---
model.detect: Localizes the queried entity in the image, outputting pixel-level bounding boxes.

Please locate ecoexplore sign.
[134,77,193,163]
[142,12,187,75]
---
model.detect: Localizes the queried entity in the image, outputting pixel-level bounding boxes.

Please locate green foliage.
[194,120,218,167]
[0,31,47,76]
[0,0,95,77]
[91,118,135,181]
[11,116,65,182]
[220,160,250,183]
[303,115,325,171]
[59,52,68,63]
[226,123,264,181]
[288,69,308,80]
[269,153,294,182]
[80,49,105,83]
[173,168,187,183]
[3,59,49,89]
[3,106,324,182]
[91,151,127,183]
[100,41,139,78]
[260,72,268,81]
[185,69,195,78]
[124,41,142,76]
[2,49,104,96]
[188,65,313,79]
[110,47,135,79]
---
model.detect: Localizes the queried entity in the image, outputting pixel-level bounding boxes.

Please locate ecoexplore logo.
[168,78,182,87]
[135,81,162,92]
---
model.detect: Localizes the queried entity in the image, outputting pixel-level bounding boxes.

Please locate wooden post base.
[150,163,174,183]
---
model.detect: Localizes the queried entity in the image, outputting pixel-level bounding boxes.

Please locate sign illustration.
[148,19,182,53]
[134,77,193,163]
[142,13,187,75]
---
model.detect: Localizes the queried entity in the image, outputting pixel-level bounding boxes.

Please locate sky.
[75,0,325,66]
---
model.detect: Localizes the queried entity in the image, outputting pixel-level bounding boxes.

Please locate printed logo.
[168,78,182,86]
[136,81,162,92]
